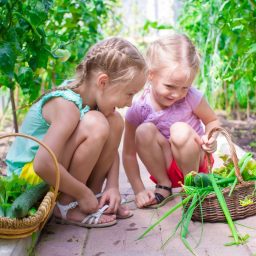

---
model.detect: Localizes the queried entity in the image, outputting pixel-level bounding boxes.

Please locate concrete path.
[35,135,256,256]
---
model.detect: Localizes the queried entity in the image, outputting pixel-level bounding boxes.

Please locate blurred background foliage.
[178,0,256,119]
[0,0,255,131]
[0,0,119,130]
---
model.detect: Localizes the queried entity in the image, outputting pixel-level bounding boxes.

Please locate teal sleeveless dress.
[6,89,90,176]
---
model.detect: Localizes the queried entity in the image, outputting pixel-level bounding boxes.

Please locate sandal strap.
[95,192,103,199]
[56,201,78,220]
[156,184,172,193]
[95,192,127,205]
[154,193,165,204]
[82,205,109,225]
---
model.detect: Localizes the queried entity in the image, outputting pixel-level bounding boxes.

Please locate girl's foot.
[53,201,117,228]
[116,204,133,219]
[146,184,173,209]
[95,193,133,219]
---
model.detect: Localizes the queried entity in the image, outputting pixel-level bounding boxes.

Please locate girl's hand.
[99,188,121,214]
[201,134,217,153]
[135,189,155,208]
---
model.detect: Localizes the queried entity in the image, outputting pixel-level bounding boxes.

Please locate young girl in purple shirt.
[123,33,220,208]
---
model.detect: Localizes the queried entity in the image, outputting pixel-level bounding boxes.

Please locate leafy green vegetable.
[28,207,37,216]
[0,174,32,216]
[139,152,255,253]
[0,205,4,217]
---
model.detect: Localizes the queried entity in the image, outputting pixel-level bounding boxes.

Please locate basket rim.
[205,180,256,199]
[0,191,55,230]
[0,133,60,238]
[0,133,60,200]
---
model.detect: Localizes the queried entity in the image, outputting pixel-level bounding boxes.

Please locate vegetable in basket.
[139,151,256,255]
[11,182,49,218]
[0,174,49,218]
[193,173,211,187]
[0,174,30,216]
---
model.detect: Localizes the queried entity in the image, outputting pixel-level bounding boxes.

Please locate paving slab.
[1,134,255,256]
[34,134,256,256]
[36,221,89,256]
[0,232,39,256]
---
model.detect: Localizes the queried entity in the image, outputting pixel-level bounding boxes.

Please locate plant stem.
[209,174,239,244]
[138,195,193,240]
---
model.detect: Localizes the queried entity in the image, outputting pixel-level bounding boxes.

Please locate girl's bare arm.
[194,97,220,152]
[122,120,145,194]
[194,97,220,134]
[33,98,91,200]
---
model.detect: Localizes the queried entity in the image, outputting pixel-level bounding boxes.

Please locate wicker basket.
[185,127,256,222]
[0,133,60,239]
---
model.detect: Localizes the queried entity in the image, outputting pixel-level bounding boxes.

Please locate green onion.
[227,152,252,178]
[137,194,193,240]
[216,177,236,186]
[180,194,198,256]
[209,174,239,244]
[229,155,252,196]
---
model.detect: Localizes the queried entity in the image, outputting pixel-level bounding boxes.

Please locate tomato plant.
[0,0,118,131]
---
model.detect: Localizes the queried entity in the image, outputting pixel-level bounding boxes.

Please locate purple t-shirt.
[125,86,204,139]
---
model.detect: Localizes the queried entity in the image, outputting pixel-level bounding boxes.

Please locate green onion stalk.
[138,194,193,240]
[209,174,241,245]
[229,154,252,196]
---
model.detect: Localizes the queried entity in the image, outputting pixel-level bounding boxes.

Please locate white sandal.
[55,201,117,228]
[95,193,133,219]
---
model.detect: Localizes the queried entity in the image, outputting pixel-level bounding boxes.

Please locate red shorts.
[150,154,214,188]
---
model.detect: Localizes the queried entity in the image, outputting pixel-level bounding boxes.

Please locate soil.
[217,111,256,159]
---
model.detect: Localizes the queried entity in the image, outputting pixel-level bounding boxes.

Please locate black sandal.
[146,184,173,209]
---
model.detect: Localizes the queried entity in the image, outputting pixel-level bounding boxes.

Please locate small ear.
[97,73,109,90]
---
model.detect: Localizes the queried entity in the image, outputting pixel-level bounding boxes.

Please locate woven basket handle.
[207,127,243,183]
[0,133,60,201]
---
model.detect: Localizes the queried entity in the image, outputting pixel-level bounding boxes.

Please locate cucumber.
[194,173,211,188]
[184,171,197,186]
[216,176,236,186]
[11,182,49,218]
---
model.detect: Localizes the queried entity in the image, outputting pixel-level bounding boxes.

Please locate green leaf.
[0,0,7,7]
[28,47,50,70]
[247,43,256,55]
[234,79,248,108]
[54,48,71,62]
[232,25,244,31]
[0,43,16,77]
[16,67,34,89]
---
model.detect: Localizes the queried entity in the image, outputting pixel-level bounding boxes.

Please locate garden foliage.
[178,0,256,116]
[0,0,118,100]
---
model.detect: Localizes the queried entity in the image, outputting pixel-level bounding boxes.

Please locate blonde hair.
[34,37,146,103]
[76,37,147,85]
[146,33,200,80]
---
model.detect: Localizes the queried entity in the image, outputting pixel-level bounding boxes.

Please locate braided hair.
[33,37,146,104]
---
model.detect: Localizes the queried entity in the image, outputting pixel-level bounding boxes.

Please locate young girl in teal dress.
[6,37,147,227]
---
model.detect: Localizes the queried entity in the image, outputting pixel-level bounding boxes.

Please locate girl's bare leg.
[54,111,116,223]
[135,123,172,201]
[87,112,131,218]
[170,122,204,176]
[87,111,124,193]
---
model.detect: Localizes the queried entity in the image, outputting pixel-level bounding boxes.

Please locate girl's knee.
[170,122,193,147]
[107,111,124,136]
[33,157,51,178]
[82,111,110,141]
[135,123,157,145]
